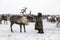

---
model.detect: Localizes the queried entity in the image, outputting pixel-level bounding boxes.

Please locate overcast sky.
[0,0,60,15]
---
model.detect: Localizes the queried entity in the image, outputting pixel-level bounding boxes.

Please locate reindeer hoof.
[12,32,13,33]
[20,31,22,32]
[11,31,13,33]
[24,31,26,33]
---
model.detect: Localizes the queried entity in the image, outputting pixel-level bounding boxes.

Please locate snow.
[0,20,60,40]
[0,0,60,40]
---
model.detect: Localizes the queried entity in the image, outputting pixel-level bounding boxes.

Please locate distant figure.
[35,12,44,34]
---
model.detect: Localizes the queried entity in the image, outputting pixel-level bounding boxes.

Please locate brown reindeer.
[10,8,31,32]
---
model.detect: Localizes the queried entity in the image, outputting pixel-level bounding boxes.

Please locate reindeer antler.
[20,7,32,17]
[21,7,27,16]
[29,10,31,16]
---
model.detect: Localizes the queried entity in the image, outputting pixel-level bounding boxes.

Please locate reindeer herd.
[0,14,60,32]
[42,15,60,26]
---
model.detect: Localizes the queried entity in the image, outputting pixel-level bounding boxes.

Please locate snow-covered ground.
[0,20,60,40]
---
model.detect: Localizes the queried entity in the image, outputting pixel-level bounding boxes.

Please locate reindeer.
[47,15,56,23]
[0,14,10,24]
[9,7,31,32]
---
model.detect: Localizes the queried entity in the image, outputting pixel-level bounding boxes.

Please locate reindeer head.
[21,10,32,24]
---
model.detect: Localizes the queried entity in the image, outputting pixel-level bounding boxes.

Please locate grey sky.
[0,0,60,15]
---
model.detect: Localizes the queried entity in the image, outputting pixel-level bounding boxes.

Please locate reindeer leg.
[20,25,22,32]
[0,20,2,24]
[6,20,8,24]
[10,23,13,32]
[23,24,26,32]
[4,20,5,24]
[57,22,60,27]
